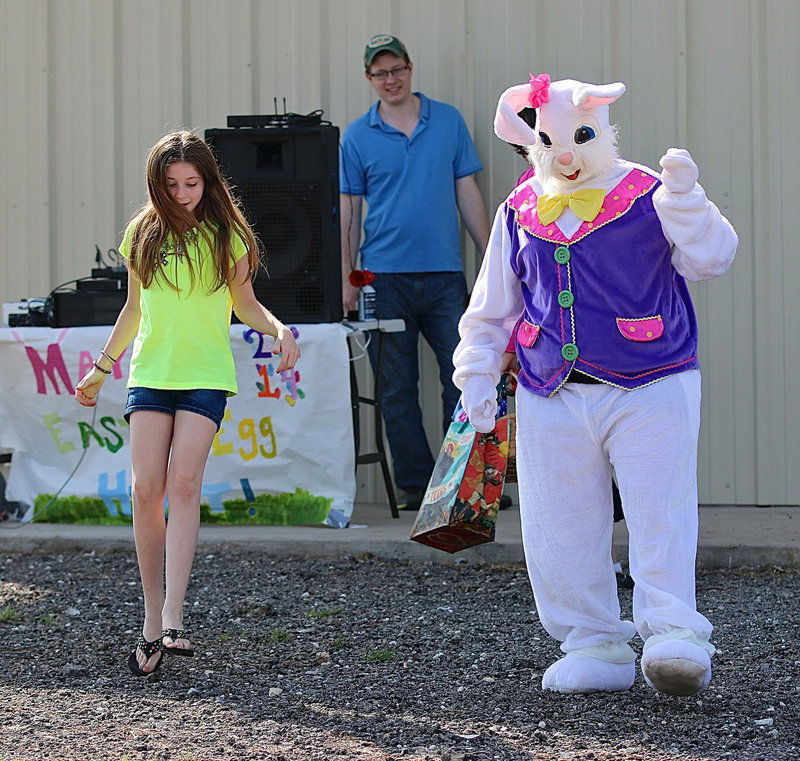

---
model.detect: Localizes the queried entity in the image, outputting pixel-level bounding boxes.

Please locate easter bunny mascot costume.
[453,75,737,696]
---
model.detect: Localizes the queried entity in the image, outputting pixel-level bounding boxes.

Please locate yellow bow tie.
[537,188,605,226]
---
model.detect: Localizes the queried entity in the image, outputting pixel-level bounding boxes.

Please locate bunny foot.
[641,639,712,696]
[541,652,635,694]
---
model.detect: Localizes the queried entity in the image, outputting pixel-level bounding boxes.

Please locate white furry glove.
[460,374,498,434]
[659,148,699,194]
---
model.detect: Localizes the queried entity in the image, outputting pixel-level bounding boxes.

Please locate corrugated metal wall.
[1,0,797,506]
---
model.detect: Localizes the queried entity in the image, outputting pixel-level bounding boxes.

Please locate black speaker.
[50,290,126,327]
[205,124,342,324]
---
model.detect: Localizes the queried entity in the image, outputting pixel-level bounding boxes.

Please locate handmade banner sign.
[0,323,356,527]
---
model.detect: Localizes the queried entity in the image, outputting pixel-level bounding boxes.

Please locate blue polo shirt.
[339,92,483,273]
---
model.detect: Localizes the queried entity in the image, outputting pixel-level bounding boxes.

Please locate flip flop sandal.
[127,634,163,677]
[161,628,195,657]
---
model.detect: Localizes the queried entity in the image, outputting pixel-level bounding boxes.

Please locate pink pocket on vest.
[517,321,541,348]
[616,316,664,342]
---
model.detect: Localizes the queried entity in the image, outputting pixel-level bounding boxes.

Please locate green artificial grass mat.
[32,489,333,526]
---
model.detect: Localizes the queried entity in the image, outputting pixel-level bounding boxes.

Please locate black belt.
[566,370,602,384]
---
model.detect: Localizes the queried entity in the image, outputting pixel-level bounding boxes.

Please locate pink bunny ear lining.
[578,94,621,110]
[573,82,626,110]
[494,83,539,145]
[501,84,536,115]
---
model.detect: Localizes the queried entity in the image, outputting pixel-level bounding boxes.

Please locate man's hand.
[343,281,360,316]
[499,351,519,375]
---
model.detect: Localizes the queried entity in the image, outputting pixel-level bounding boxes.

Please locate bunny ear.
[494,84,538,145]
[573,82,626,111]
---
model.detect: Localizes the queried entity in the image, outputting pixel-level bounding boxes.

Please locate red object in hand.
[349,269,375,287]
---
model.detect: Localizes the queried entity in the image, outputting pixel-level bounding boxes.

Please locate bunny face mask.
[494,75,626,194]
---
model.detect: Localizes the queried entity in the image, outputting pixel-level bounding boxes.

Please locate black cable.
[0,399,99,529]
[96,246,125,270]
[281,109,332,127]
[47,276,96,295]
[226,109,332,129]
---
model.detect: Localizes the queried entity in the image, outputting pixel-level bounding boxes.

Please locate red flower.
[349,269,375,287]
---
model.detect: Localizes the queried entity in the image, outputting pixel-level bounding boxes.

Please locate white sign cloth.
[0,324,355,526]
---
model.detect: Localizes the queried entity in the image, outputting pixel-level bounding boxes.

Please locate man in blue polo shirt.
[340,34,491,510]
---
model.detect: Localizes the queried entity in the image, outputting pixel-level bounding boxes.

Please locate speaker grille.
[241,180,321,280]
[205,125,342,324]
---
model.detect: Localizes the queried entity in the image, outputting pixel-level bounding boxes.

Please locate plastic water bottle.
[358,285,377,321]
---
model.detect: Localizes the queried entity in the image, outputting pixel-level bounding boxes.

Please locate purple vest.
[507,169,699,397]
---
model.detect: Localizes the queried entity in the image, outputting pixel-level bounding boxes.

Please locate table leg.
[348,331,399,518]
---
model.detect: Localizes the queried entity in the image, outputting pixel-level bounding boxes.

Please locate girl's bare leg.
[129,410,174,672]
[161,409,218,651]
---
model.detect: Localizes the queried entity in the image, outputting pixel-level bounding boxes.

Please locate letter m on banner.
[24,342,74,395]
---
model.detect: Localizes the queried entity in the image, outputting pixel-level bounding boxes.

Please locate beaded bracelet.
[100,350,117,364]
[93,361,112,375]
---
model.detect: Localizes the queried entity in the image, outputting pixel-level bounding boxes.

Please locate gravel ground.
[1,550,798,761]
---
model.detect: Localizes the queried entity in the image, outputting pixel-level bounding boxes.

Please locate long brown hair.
[127,131,260,292]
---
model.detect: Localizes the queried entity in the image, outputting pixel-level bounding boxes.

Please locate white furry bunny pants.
[515,369,713,655]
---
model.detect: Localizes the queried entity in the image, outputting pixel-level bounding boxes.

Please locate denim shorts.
[124,387,228,430]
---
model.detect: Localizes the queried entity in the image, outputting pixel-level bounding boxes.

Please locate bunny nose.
[556,152,574,166]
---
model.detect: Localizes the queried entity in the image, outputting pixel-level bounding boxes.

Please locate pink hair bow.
[528,73,551,108]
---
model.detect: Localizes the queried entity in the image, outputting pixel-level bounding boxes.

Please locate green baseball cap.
[364,34,409,69]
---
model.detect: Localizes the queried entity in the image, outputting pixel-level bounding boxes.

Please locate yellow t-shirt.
[119,220,248,394]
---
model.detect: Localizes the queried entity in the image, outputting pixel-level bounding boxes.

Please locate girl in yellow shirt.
[75,131,299,676]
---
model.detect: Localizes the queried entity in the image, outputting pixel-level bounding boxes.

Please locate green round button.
[562,343,579,361]
[558,290,574,308]
[554,246,571,264]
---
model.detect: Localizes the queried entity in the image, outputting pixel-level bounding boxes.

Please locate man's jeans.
[367,272,468,490]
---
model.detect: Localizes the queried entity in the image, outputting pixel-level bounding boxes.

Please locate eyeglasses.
[368,65,409,82]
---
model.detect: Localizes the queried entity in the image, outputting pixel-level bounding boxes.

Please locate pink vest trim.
[509,170,659,244]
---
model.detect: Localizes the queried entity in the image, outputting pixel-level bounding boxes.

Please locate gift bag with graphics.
[452,373,517,483]
[410,416,510,553]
